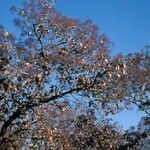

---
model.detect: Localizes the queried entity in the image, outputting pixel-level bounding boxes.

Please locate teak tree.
[0,0,149,149]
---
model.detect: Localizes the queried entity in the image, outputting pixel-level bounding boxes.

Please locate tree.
[70,113,122,150]
[0,103,122,149]
[119,116,150,150]
[0,0,149,149]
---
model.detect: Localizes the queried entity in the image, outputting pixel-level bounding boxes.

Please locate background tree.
[119,116,150,150]
[0,0,149,149]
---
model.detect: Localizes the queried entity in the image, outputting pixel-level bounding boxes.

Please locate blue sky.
[0,0,149,129]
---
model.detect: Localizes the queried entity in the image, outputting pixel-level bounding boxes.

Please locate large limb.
[0,87,82,140]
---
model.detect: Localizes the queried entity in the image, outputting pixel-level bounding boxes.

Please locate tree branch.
[0,87,82,139]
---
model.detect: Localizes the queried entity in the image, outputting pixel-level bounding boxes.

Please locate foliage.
[0,105,123,149]
[0,0,149,149]
[119,116,150,150]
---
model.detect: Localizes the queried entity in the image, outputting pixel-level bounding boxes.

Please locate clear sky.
[0,0,149,129]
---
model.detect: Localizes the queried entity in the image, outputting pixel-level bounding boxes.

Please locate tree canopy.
[0,0,149,149]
